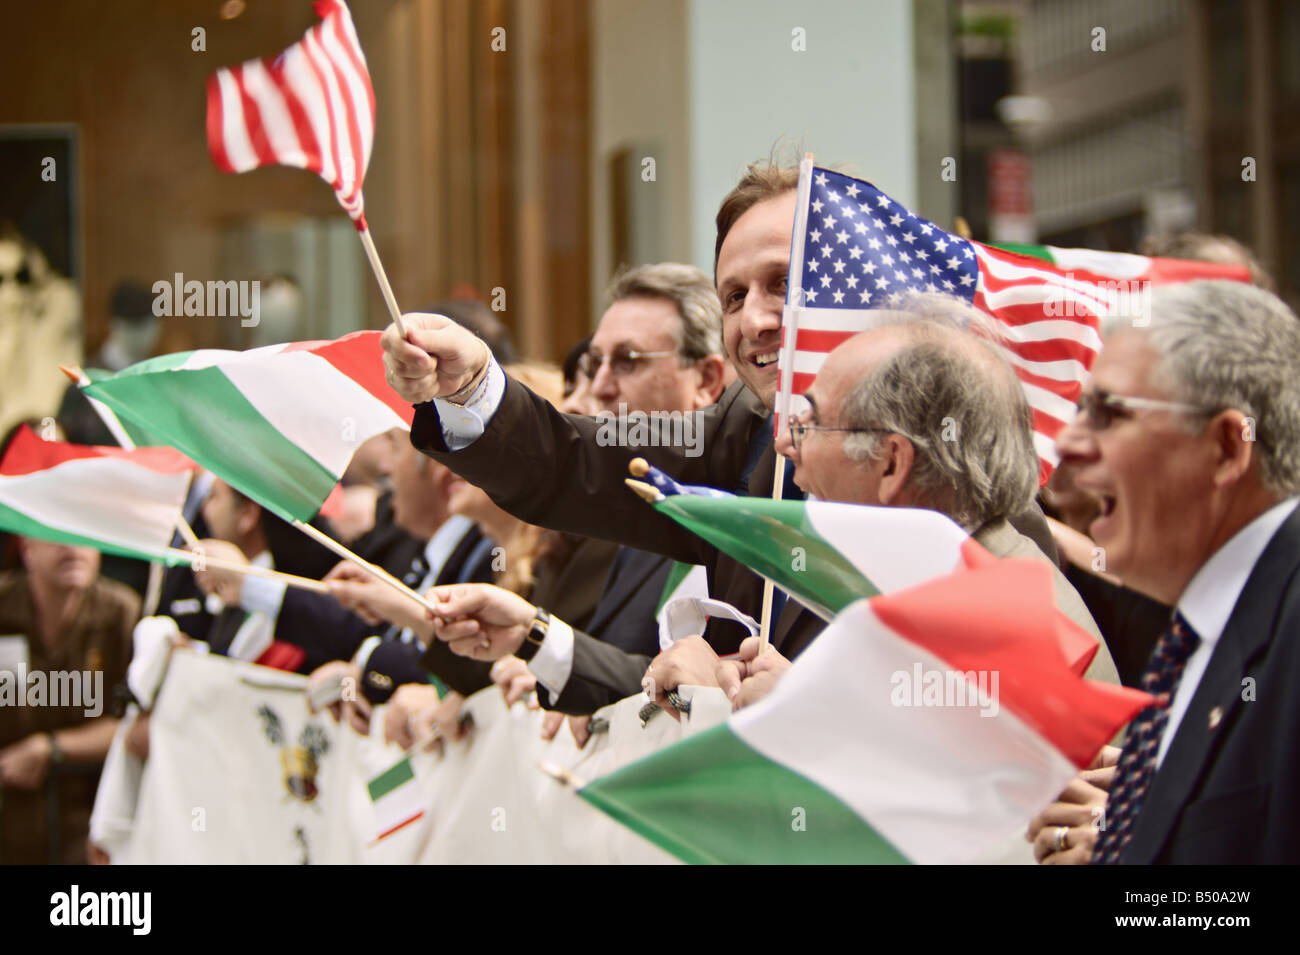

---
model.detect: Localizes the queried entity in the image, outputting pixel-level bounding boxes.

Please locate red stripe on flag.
[309,331,415,424]
[869,559,1155,768]
[234,64,279,168]
[794,328,856,353]
[206,72,235,173]
[268,53,326,178]
[0,426,196,477]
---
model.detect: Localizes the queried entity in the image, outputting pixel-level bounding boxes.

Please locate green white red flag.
[82,331,411,523]
[0,425,195,563]
[580,559,1154,864]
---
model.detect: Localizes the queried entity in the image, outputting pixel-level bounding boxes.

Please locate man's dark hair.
[713,161,800,273]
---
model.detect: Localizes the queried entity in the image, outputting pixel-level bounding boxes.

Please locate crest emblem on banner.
[257,704,330,803]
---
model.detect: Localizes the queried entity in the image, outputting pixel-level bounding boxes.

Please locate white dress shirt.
[433,359,506,449]
[1163,496,1299,767]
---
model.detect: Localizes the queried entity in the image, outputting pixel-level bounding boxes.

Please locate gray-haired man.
[706,299,1119,707]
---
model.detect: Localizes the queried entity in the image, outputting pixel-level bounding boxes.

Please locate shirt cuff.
[432,358,505,450]
[353,635,383,672]
[526,617,575,706]
[240,574,288,618]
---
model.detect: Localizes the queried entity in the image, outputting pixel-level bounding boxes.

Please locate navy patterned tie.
[1093,613,1200,864]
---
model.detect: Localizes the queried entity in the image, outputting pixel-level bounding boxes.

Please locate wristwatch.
[516,607,551,662]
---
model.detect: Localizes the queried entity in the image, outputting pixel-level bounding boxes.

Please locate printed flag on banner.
[630,460,1099,674]
[580,559,1155,864]
[367,755,427,844]
[207,0,374,228]
[82,331,412,523]
[0,425,195,563]
[776,164,1254,480]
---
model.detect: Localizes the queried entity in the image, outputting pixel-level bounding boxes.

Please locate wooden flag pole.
[757,152,816,651]
[165,548,330,594]
[59,364,203,549]
[290,518,443,618]
[357,226,406,337]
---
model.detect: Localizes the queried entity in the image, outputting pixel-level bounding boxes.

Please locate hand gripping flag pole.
[206,0,405,335]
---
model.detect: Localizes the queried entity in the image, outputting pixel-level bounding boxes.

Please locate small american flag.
[206,0,374,229]
[778,165,1249,482]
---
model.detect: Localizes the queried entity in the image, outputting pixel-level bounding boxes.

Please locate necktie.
[383,551,433,643]
[1092,613,1201,864]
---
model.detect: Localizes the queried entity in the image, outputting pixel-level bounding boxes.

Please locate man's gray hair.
[605,262,723,361]
[1116,281,1300,498]
[839,295,1040,530]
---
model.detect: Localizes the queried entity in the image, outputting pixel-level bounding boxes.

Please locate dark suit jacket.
[1122,504,1300,864]
[413,378,828,661]
[414,534,620,698]
[542,546,674,715]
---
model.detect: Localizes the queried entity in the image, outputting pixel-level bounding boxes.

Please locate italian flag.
[580,559,1153,864]
[82,331,411,523]
[991,243,1253,285]
[0,425,195,563]
[652,494,1099,674]
[367,755,426,843]
[655,496,978,619]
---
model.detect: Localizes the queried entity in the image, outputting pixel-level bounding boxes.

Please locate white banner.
[95,650,732,864]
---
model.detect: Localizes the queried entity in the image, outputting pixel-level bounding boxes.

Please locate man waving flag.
[777,164,1253,480]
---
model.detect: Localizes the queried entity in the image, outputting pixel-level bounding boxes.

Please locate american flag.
[778,165,1246,481]
[206,0,374,229]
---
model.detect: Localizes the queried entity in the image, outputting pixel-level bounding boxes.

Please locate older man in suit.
[1028,279,1300,864]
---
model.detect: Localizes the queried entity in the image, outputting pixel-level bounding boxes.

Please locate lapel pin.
[1208,706,1223,730]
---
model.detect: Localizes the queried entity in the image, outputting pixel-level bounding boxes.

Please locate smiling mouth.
[753,353,778,367]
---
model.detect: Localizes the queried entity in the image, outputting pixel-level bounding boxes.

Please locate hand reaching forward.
[381,312,491,405]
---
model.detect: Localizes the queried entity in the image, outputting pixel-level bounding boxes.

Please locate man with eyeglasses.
[705,297,1119,708]
[424,264,734,719]
[1026,279,1300,865]
[382,161,1058,706]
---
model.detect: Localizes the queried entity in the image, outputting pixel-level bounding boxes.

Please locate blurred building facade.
[977,0,1297,301]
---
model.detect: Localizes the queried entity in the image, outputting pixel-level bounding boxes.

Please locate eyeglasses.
[578,347,678,379]
[1074,389,1213,431]
[788,421,888,453]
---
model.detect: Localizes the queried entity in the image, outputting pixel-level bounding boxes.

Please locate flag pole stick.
[164,548,330,594]
[758,153,817,651]
[290,518,443,618]
[60,364,203,549]
[357,225,407,337]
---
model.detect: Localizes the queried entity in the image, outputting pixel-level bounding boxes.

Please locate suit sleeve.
[539,630,651,716]
[415,637,494,698]
[410,378,765,565]
[273,588,372,674]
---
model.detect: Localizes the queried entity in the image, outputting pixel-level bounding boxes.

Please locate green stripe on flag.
[0,502,187,566]
[85,365,337,522]
[654,561,695,617]
[83,368,172,447]
[654,497,878,619]
[368,756,415,801]
[988,242,1054,263]
[579,725,909,864]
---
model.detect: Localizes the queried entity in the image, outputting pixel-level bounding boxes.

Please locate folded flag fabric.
[82,331,412,523]
[777,163,1253,479]
[635,459,1097,673]
[580,559,1155,864]
[367,755,427,844]
[0,425,195,563]
[207,0,374,228]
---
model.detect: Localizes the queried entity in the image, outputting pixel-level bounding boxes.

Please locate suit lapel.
[1124,507,1300,862]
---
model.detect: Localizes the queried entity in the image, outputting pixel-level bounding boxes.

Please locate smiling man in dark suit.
[1029,279,1300,864]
